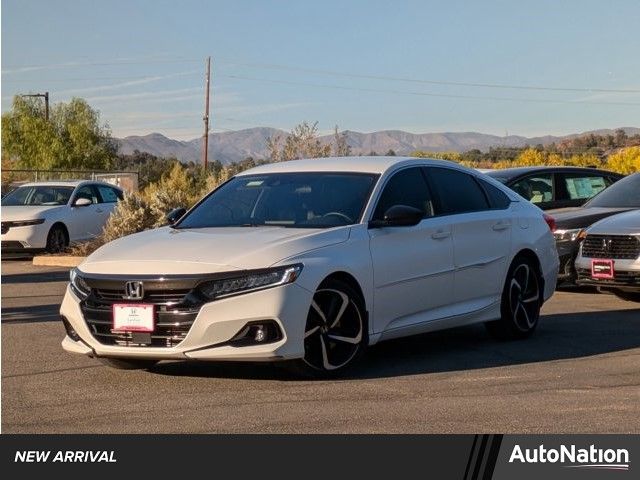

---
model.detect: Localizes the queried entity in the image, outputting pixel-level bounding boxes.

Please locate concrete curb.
[32,256,85,267]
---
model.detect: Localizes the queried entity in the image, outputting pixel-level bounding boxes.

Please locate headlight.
[11,219,45,227]
[198,264,303,300]
[69,268,90,299]
[553,228,585,242]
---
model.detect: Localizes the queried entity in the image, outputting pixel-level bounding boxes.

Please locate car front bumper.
[575,256,640,292]
[1,223,49,251]
[60,282,314,362]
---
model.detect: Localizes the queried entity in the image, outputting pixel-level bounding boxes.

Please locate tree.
[333,126,351,156]
[614,129,628,147]
[267,121,331,162]
[1,96,116,170]
[412,151,462,162]
[112,150,177,188]
[607,146,640,174]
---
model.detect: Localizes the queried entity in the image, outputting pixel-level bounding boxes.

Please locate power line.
[218,74,640,107]
[207,59,640,94]
[4,56,639,94]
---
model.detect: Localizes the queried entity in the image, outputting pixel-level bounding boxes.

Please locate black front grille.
[581,234,640,260]
[80,285,206,348]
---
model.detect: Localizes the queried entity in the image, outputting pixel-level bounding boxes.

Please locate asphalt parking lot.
[2,259,639,433]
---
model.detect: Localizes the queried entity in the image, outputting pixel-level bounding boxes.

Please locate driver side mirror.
[73,197,92,207]
[166,207,187,225]
[369,205,424,228]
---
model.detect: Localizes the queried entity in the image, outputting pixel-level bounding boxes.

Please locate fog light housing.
[228,321,282,347]
[61,315,81,342]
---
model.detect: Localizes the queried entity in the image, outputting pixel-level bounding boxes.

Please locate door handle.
[431,230,451,240]
[96,208,104,213]
[492,221,511,231]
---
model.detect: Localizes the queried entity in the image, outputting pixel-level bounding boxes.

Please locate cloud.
[53,70,199,96]
[1,55,199,75]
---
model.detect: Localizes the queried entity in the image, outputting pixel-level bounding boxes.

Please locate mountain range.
[116,127,640,165]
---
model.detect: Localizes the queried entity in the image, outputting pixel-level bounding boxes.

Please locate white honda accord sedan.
[2,180,123,254]
[60,157,558,376]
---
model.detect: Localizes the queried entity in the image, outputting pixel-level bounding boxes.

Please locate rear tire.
[287,278,367,378]
[99,358,158,370]
[46,224,68,253]
[485,255,542,340]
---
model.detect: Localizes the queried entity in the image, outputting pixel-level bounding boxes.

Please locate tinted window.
[74,185,99,204]
[1,186,74,206]
[561,174,608,200]
[373,168,434,220]
[428,168,489,214]
[479,179,511,209]
[510,174,553,204]
[96,185,120,203]
[112,187,124,201]
[585,173,640,208]
[177,173,378,229]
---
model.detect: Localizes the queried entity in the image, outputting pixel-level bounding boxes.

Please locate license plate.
[113,304,154,332]
[591,259,615,279]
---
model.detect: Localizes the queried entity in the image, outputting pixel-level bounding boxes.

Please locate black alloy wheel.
[486,256,542,340]
[293,279,367,377]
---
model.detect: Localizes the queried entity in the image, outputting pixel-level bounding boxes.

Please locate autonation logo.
[509,444,630,471]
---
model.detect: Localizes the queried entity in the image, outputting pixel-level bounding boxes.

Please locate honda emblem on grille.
[124,281,144,300]
[602,237,612,253]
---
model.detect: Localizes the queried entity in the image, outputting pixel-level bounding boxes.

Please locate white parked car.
[575,209,640,302]
[60,157,558,376]
[1,180,123,254]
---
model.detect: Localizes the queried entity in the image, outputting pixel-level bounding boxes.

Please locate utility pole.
[202,57,211,171]
[20,92,49,120]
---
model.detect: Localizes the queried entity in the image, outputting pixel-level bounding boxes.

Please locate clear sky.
[2,0,639,140]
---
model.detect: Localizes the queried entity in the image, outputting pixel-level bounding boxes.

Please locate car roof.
[485,165,618,179]
[19,180,121,189]
[237,156,469,175]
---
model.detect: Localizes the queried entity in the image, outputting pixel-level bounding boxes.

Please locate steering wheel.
[321,211,353,223]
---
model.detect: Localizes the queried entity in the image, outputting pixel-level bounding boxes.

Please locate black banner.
[0,435,636,479]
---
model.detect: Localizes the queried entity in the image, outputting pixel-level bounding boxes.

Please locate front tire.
[485,255,542,340]
[99,358,158,370]
[46,224,68,253]
[290,279,367,378]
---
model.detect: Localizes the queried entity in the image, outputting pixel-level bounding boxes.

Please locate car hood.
[548,206,635,230]
[586,209,640,235]
[1,205,64,221]
[80,225,351,275]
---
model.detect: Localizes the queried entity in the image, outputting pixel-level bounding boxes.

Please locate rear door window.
[96,185,120,203]
[478,178,511,210]
[426,167,489,215]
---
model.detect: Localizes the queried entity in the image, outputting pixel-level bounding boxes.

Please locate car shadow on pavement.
[1,304,62,324]
[149,308,640,381]
[1,270,70,285]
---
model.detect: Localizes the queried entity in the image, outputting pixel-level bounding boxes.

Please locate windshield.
[585,173,640,208]
[1,185,74,206]
[177,172,379,229]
